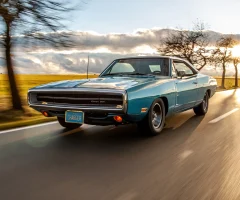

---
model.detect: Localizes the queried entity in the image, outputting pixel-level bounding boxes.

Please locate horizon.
[1,27,240,76]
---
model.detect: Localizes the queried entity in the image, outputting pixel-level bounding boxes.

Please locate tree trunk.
[197,65,204,71]
[221,63,226,89]
[234,64,238,88]
[5,22,23,110]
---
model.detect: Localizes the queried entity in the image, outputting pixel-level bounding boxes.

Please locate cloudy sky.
[69,0,240,34]
[0,0,240,75]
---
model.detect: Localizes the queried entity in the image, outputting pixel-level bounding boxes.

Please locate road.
[1,90,240,200]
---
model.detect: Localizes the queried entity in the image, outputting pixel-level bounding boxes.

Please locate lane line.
[0,121,58,135]
[179,150,193,161]
[209,108,240,124]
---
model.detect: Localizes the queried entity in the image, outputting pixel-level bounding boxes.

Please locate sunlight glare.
[232,45,240,57]
[236,89,240,104]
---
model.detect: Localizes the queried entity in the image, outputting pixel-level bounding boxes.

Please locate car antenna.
[87,53,90,79]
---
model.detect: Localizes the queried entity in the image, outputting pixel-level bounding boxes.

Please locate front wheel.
[57,117,82,129]
[137,98,166,136]
[193,92,209,116]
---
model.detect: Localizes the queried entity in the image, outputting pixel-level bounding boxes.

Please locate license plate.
[65,111,84,124]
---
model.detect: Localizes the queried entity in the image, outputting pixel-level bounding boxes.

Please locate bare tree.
[233,57,240,87]
[212,37,236,88]
[157,22,210,70]
[0,0,81,110]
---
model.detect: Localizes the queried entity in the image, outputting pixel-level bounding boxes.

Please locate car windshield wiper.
[127,73,155,76]
[101,73,125,77]
[101,73,155,77]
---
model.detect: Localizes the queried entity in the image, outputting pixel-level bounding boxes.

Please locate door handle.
[193,82,198,84]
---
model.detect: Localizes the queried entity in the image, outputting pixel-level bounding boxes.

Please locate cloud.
[0,28,239,74]
[11,52,140,74]
[14,28,240,53]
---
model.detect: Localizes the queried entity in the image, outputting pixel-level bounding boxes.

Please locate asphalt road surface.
[1,90,240,200]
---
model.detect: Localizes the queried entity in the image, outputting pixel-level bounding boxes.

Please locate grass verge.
[0,74,99,131]
[0,117,56,131]
[0,106,57,131]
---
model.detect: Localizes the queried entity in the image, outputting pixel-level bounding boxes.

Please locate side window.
[172,63,177,77]
[173,61,194,76]
[110,63,135,73]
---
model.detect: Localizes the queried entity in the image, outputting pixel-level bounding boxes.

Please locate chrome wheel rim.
[203,94,208,111]
[152,103,162,129]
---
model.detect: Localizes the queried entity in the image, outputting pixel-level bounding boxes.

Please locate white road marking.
[179,150,193,161]
[0,90,238,135]
[0,121,58,135]
[209,108,240,124]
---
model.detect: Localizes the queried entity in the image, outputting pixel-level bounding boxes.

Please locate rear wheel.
[57,117,82,129]
[193,92,209,116]
[137,98,166,136]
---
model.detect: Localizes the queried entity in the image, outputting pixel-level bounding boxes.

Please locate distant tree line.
[158,22,240,89]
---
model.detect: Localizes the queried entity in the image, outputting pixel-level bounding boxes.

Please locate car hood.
[31,76,170,91]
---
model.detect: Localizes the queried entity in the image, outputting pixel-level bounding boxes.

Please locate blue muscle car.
[28,56,217,136]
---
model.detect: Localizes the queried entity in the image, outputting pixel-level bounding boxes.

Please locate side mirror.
[177,70,186,78]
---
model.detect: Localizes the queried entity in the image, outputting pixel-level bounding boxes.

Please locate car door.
[173,60,198,112]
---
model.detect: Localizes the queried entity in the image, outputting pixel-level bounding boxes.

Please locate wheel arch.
[206,89,211,98]
[159,96,169,116]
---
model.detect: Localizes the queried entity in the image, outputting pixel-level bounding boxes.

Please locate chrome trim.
[28,88,128,114]
[28,88,126,93]
[99,60,116,77]
[36,96,122,101]
[29,104,125,113]
[123,92,128,113]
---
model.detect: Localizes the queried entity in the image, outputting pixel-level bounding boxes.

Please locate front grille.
[34,92,124,107]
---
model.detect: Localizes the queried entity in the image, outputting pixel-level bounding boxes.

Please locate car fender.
[126,79,176,118]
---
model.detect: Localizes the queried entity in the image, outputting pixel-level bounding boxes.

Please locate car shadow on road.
[54,111,205,152]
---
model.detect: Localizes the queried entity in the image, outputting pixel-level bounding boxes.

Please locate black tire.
[137,98,166,136]
[57,117,82,129]
[193,92,209,116]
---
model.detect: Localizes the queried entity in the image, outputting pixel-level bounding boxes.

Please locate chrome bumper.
[29,104,126,113]
[28,88,128,114]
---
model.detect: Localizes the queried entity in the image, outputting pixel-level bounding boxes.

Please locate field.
[0,74,98,130]
[0,74,98,98]
[214,77,240,89]
[0,75,238,106]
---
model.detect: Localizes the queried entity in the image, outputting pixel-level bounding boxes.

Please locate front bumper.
[28,88,130,126]
[29,104,126,114]
[28,88,128,114]
[32,108,129,126]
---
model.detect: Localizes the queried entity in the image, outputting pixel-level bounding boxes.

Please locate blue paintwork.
[29,57,217,125]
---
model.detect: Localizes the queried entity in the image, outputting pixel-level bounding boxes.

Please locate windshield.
[101,58,170,77]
